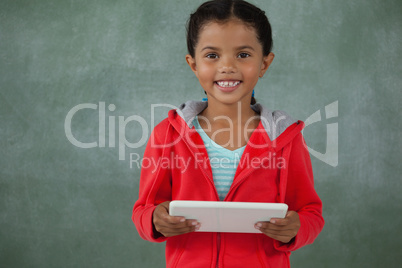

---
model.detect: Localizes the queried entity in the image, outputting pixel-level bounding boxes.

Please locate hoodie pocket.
[169,232,214,268]
[221,233,267,268]
[257,235,271,268]
[258,235,290,268]
[166,234,190,268]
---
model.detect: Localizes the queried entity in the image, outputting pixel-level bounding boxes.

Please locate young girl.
[132,0,324,267]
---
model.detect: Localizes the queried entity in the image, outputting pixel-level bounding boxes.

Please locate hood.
[167,100,304,150]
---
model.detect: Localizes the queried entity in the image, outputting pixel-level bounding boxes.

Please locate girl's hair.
[186,0,273,105]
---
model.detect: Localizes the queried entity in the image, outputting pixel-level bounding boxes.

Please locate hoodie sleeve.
[132,121,172,243]
[274,132,325,251]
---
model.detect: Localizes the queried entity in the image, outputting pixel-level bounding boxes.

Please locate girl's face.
[186,19,274,106]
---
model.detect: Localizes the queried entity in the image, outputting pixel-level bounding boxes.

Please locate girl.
[132,0,324,267]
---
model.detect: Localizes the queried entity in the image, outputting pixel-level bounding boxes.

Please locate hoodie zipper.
[216,233,221,268]
[178,129,223,267]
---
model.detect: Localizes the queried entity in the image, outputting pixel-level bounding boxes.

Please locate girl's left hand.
[254,211,300,243]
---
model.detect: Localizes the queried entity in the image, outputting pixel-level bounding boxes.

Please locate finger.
[168,219,199,229]
[256,223,298,242]
[269,218,289,225]
[157,202,197,225]
[162,214,187,225]
[157,217,199,231]
[154,205,187,225]
[256,226,295,241]
[270,210,298,225]
[259,227,295,237]
[158,222,201,237]
[153,202,202,237]
[255,222,292,231]
[154,214,186,231]
[254,221,292,230]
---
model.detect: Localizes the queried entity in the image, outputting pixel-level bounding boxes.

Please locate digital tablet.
[169,201,288,233]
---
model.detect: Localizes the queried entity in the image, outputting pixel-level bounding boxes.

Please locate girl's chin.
[208,93,253,106]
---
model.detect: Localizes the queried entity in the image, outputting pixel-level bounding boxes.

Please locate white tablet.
[169,201,288,233]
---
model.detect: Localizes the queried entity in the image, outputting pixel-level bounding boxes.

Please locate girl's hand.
[153,201,200,237]
[254,211,300,243]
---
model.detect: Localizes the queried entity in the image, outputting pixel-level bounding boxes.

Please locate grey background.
[1,0,401,267]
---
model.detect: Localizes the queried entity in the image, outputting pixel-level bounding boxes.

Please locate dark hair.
[187,0,272,57]
[186,0,273,105]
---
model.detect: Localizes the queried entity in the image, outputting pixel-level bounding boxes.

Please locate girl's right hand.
[153,201,200,237]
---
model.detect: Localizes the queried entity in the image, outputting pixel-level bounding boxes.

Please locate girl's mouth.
[215,80,242,92]
[216,81,241,87]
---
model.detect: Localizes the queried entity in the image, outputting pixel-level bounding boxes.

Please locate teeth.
[217,81,240,87]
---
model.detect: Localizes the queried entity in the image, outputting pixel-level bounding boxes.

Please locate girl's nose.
[218,57,237,74]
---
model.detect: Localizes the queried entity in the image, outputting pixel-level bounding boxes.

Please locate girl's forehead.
[200,19,256,35]
[196,19,260,49]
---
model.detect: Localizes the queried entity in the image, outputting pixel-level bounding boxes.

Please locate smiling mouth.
[215,81,241,88]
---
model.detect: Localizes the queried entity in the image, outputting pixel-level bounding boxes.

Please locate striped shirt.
[193,116,246,200]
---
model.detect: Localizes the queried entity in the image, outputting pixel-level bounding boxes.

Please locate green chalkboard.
[1,0,401,267]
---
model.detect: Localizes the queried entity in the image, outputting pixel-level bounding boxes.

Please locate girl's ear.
[259,52,275,78]
[186,54,198,75]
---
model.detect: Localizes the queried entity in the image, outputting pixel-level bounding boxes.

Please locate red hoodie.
[133,101,324,268]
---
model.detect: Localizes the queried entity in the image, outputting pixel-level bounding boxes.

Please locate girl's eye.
[206,53,218,59]
[238,52,250,58]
